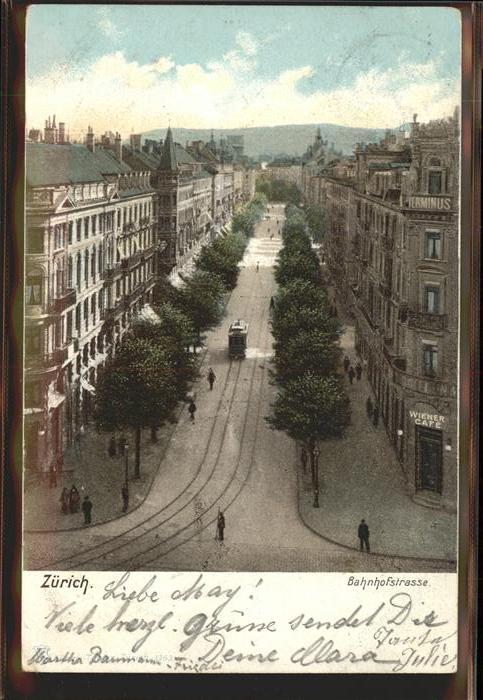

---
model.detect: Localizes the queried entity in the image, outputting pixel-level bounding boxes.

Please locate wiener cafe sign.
[409,410,446,429]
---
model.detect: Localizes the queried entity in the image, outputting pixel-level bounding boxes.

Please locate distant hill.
[141,123,388,159]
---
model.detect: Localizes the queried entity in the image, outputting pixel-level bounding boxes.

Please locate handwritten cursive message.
[22,571,458,673]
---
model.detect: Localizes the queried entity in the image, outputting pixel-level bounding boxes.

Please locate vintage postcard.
[17,1,476,680]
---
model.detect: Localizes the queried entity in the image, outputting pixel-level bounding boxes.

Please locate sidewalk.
[24,346,208,533]
[297,320,457,564]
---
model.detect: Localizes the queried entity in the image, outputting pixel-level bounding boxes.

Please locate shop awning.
[80,378,96,395]
[48,387,66,409]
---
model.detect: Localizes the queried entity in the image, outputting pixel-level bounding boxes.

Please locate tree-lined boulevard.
[24,200,455,572]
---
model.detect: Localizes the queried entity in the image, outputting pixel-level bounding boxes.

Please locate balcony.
[25,346,68,373]
[51,288,76,313]
[123,282,147,309]
[393,364,455,399]
[102,263,122,281]
[121,250,143,270]
[407,310,448,332]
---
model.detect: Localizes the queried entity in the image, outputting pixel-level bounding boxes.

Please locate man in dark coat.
[358,519,370,552]
[188,400,197,422]
[343,356,350,373]
[217,511,226,541]
[82,496,93,525]
[355,362,362,381]
[348,366,355,385]
[208,368,216,391]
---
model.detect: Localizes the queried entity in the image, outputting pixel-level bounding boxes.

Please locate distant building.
[302,113,459,511]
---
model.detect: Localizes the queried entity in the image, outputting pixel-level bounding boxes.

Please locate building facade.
[302,114,459,511]
[25,129,157,479]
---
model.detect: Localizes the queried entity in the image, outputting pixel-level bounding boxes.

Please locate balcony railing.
[26,346,68,371]
[407,310,448,332]
[51,288,76,313]
[121,250,143,270]
[102,262,122,280]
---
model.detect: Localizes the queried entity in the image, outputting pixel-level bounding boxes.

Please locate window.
[67,256,73,287]
[425,231,442,259]
[428,171,442,194]
[66,311,73,340]
[91,295,96,323]
[423,344,438,378]
[91,246,96,278]
[25,327,41,354]
[84,250,89,283]
[91,215,97,235]
[76,253,82,287]
[75,304,81,332]
[84,217,89,238]
[84,299,89,330]
[76,220,82,241]
[117,210,121,228]
[425,286,440,314]
[68,221,73,244]
[26,271,43,305]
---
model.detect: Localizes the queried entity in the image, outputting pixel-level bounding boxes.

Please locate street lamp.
[124,443,129,490]
[313,445,320,508]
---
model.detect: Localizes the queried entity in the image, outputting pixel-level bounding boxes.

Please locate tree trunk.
[134,426,141,479]
[150,425,158,443]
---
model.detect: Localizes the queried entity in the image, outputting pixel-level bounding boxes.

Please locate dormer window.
[427,156,445,194]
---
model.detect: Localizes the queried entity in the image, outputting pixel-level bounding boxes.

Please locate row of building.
[24,120,256,479]
[301,112,459,511]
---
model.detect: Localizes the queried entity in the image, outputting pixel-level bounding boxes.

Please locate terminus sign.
[407,195,452,210]
[409,411,446,429]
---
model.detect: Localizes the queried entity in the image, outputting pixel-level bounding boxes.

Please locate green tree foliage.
[175,270,225,341]
[272,328,342,383]
[195,232,248,289]
[231,197,267,238]
[306,205,329,244]
[132,302,199,397]
[274,246,321,287]
[266,373,351,448]
[95,338,180,476]
[256,176,301,205]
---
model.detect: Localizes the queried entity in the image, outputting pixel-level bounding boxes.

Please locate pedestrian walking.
[256,261,260,272]
[108,435,117,457]
[343,355,350,373]
[122,484,129,513]
[373,404,380,427]
[69,485,80,514]
[82,495,92,525]
[60,488,69,514]
[208,368,216,391]
[269,296,275,311]
[348,366,355,385]
[355,362,362,381]
[358,519,370,552]
[301,446,308,472]
[188,399,197,422]
[216,511,226,541]
[366,396,373,419]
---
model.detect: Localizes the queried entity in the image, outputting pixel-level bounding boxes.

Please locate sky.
[26,4,461,137]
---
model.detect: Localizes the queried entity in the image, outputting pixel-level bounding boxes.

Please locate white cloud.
[26,50,459,138]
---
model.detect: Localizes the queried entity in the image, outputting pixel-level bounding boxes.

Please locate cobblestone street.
[24,204,455,572]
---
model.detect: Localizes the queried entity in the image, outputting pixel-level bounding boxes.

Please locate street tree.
[175,269,225,343]
[306,205,329,244]
[95,337,180,477]
[266,372,351,463]
[272,328,342,383]
[274,246,321,287]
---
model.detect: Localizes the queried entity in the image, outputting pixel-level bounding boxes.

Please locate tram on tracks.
[228,319,248,358]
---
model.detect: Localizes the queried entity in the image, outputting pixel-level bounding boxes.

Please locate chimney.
[44,116,56,144]
[114,132,122,162]
[86,126,95,152]
[58,122,66,144]
[130,133,141,152]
